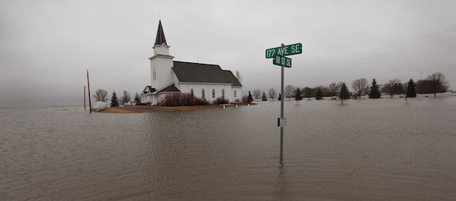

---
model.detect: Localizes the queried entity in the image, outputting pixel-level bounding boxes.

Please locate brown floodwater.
[1,95,456,200]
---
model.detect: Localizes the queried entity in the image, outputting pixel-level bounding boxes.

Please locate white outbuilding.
[141,20,242,105]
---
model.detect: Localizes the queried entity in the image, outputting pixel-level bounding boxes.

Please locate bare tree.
[328,82,341,97]
[352,78,368,99]
[427,72,449,97]
[235,70,242,84]
[120,90,131,105]
[253,89,261,101]
[382,79,401,98]
[303,87,314,100]
[93,89,108,102]
[268,88,277,100]
[284,85,294,100]
[314,86,329,97]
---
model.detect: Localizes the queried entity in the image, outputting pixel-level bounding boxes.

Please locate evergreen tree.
[111,91,119,107]
[278,93,281,101]
[368,78,381,99]
[247,91,253,103]
[315,89,323,100]
[262,91,267,101]
[294,87,303,103]
[339,83,350,104]
[134,93,141,104]
[406,79,417,98]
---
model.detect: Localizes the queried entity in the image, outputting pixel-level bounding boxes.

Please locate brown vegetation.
[93,103,256,113]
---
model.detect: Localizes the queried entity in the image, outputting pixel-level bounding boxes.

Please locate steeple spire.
[154,20,167,46]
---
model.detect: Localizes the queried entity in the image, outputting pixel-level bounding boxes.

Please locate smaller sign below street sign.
[277,117,287,127]
[273,55,292,68]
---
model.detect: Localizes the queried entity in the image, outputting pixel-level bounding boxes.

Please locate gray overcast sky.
[1,0,455,107]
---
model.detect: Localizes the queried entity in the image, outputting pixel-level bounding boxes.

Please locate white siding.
[141,94,153,104]
[178,83,236,103]
[232,86,242,102]
[154,44,169,55]
[150,55,174,90]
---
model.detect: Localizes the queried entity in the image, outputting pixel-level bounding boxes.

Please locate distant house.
[141,20,242,105]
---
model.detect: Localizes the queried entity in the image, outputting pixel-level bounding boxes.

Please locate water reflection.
[274,163,291,200]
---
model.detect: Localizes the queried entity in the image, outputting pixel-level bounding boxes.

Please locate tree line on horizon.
[92,89,140,107]
[251,72,450,102]
[90,72,449,107]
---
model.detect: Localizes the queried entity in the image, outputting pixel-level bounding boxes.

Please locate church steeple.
[150,20,173,91]
[154,20,167,46]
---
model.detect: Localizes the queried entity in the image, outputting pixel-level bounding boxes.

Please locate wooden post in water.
[84,86,86,111]
[87,70,92,113]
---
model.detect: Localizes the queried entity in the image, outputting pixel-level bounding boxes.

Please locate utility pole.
[84,86,86,111]
[87,70,92,113]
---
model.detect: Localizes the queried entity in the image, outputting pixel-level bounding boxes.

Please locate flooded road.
[2,95,456,200]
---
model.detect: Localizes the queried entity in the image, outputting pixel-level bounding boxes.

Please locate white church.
[141,20,242,105]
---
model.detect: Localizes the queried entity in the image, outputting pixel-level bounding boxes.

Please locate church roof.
[142,86,156,95]
[154,20,167,46]
[172,61,242,87]
[157,84,180,92]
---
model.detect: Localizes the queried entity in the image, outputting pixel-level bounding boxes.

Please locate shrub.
[179,93,195,106]
[241,95,250,103]
[160,93,209,106]
[195,98,210,105]
[160,94,181,106]
[212,97,229,105]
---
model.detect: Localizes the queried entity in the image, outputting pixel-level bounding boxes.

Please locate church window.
[153,68,156,80]
[202,89,205,99]
[190,88,194,98]
[222,89,225,98]
[212,89,215,98]
[234,90,236,97]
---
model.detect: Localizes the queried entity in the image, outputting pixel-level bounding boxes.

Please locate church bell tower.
[149,20,174,90]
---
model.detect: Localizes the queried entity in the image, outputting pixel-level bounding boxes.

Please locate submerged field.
[2,95,456,200]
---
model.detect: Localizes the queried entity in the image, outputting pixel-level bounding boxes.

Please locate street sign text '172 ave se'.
[265,43,302,58]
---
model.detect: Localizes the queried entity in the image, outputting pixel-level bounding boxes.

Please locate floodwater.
[1,95,456,200]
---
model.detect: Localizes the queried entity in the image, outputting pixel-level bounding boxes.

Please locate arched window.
[202,89,205,99]
[190,88,194,98]
[212,89,215,98]
[222,89,225,98]
[153,68,156,80]
[234,90,236,98]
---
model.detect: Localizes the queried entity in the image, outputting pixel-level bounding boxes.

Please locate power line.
[302,27,456,69]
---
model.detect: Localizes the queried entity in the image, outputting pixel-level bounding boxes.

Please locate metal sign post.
[279,46,285,162]
[265,43,302,163]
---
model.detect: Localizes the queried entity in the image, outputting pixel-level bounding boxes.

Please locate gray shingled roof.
[157,84,180,92]
[142,86,156,94]
[172,61,242,87]
[154,20,167,46]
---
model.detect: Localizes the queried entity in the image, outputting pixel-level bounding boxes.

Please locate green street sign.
[265,43,302,58]
[273,55,292,68]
